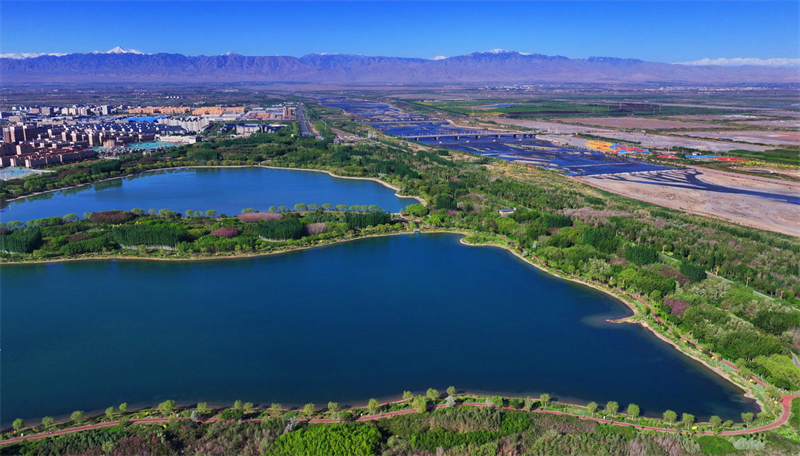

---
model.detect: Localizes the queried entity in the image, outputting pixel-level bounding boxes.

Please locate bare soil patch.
[565,117,728,130]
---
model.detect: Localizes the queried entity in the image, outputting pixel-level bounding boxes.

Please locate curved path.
[3,392,798,447]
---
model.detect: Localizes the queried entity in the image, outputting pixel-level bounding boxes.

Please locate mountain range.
[2,49,797,84]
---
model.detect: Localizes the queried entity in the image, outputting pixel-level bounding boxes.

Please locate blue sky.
[1,1,798,62]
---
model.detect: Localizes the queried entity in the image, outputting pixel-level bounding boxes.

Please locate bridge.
[401,131,536,141]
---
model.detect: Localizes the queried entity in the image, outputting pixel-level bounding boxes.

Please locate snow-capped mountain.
[1,49,796,83]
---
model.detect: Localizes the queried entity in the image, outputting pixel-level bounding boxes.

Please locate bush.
[112,225,188,247]
[60,237,109,255]
[237,212,283,223]
[624,244,657,265]
[679,261,707,282]
[210,227,239,238]
[89,210,135,224]
[343,212,392,229]
[0,228,42,253]
[542,213,572,229]
[266,423,381,456]
[696,435,735,455]
[256,218,304,240]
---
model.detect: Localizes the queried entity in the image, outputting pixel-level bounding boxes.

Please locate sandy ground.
[484,118,609,134]
[589,131,771,152]
[675,130,800,147]
[735,119,800,128]
[564,117,728,130]
[579,169,800,237]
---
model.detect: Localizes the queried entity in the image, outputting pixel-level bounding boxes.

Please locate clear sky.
[1,1,798,62]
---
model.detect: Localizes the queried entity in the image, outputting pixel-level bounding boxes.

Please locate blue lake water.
[0,167,418,222]
[0,234,756,425]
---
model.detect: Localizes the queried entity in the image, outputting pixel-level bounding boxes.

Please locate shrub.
[0,228,42,253]
[696,435,735,455]
[624,244,657,265]
[663,299,691,317]
[237,212,283,223]
[256,218,304,240]
[266,424,381,456]
[210,227,239,238]
[680,261,707,282]
[89,210,135,224]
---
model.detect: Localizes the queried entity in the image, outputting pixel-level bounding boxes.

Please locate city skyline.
[1,1,799,65]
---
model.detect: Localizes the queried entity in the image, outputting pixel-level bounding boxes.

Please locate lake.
[0,233,756,425]
[0,167,418,223]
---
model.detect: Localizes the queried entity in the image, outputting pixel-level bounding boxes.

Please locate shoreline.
[456,235,763,411]
[1,230,766,418]
[2,164,425,207]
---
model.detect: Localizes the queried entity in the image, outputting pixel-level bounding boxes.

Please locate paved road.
[296,103,314,137]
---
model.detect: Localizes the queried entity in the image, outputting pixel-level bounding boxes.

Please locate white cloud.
[433,55,447,60]
[674,57,800,68]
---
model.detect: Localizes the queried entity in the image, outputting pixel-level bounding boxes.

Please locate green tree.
[336,204,348,212]
[627,403,640,419]
[63,213,78,222]
[322,204,333,211]
[271,403,282,413]
[403,391,414,401]
[234,400,243,410]
[742,412,754,426]
[41,417,54,429]
[185,210,195,217]
[524,396,534,411]
[328,402,339,412]
[71,411,85,423]
[360,205,368,212]
[349,205,360,212]
[278,206,288,213]
[105,407,115,420]
[119,403,128,413]
[682,413,695,428]
[368,205,381,212]
[242,208,255,214]
[426,388,440,401]
[606,401,619,417]
[540,393,550,408]
[491,396,504,407]
[205,210,217,218]
[587,402,598,416]
[413,396,427,413]
[303,403,315,416]
[243,402,254,412]
[368,398,380,415]
[159,400,176,415]
[447,386,456,397]
[404,203,428,217]
[13,418,24,432]
[196,402,210,414]
[269,206,278,212]
[295,203,308,212]
[132,208,145,215]
[308,204,319,211]
[709,415,722,428]
[663,410,677,425]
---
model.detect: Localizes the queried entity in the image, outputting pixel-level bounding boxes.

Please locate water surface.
[0,167,417,222]
[0,234,756,424]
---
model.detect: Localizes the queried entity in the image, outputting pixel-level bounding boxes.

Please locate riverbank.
[456,233,768,414]
[2,164,425,206]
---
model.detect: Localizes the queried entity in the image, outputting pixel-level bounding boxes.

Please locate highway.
[296,102,314,136]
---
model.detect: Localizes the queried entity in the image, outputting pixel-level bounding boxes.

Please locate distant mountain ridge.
[2,49,797,84]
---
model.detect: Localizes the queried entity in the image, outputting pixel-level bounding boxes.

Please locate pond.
[0,233,756,425]
[0,167,418,222]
